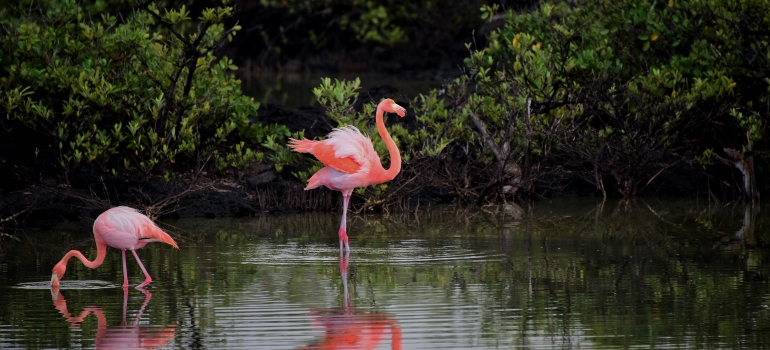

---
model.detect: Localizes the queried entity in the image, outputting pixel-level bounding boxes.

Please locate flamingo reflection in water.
[51,287,176,349]
[301,257,402,350]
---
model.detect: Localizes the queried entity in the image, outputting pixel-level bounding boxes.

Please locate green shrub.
[293,0,769,202]
[460,0,769,197]
[0,0,261,180]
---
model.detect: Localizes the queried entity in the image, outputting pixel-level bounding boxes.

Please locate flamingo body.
[295,127,383,191]
[289,98,406,254]
[96,207,175,250]
[51,206,178,289]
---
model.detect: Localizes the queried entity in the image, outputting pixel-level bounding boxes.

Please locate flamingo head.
[51,262,66,287]
[380,98,406,117]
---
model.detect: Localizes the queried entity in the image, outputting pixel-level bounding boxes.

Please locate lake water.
[1,199,768,349]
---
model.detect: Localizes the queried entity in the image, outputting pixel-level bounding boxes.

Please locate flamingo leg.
[121,249,129,288]
[339,190,352,256]
[130,249,153,289]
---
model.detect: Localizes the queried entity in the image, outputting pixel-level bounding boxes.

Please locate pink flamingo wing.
[289,137,362,174]
[309,143,362,174]
[323,126,377,173]
[290,126,376,175]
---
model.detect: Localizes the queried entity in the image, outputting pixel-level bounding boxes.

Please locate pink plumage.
[288,98,406,254]
[51,206,178,289]
[96,207,178,250]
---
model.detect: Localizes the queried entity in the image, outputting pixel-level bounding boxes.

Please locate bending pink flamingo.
[289,98,406,254]
[51,206,178,289]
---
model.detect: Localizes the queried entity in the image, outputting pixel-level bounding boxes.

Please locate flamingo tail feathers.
[147,225,179,249]
[287,138,316,153]
[132,211,179,249]
[138,219,179,249]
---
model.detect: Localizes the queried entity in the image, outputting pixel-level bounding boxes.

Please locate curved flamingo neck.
[375,104,401,183]
[60,241,108,270]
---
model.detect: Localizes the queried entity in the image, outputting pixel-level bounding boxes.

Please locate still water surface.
[1,199,769,349]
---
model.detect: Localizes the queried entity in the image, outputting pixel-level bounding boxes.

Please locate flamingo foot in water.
[131,249,154,289]
[338,228,350,256]
[136,278,152,289]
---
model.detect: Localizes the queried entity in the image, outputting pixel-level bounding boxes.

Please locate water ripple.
[14,280,119,290]
[240,242,504,266]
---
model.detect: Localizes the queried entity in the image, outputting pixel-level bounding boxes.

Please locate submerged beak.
[51,273,60,287]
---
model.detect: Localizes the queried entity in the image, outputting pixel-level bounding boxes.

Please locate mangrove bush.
[0,0,267,182]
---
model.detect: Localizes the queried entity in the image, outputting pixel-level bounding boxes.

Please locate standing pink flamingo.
[289,98,406,254]
[51,206,179,289]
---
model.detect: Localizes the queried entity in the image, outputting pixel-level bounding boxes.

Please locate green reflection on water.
[0,199,768,349]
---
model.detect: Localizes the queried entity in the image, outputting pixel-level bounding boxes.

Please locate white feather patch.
[325,126,376,172]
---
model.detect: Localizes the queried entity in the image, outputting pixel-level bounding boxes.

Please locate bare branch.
[466,109,504,164]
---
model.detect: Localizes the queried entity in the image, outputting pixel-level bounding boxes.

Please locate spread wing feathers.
[289,126,375,175]
[101,207,179,248]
